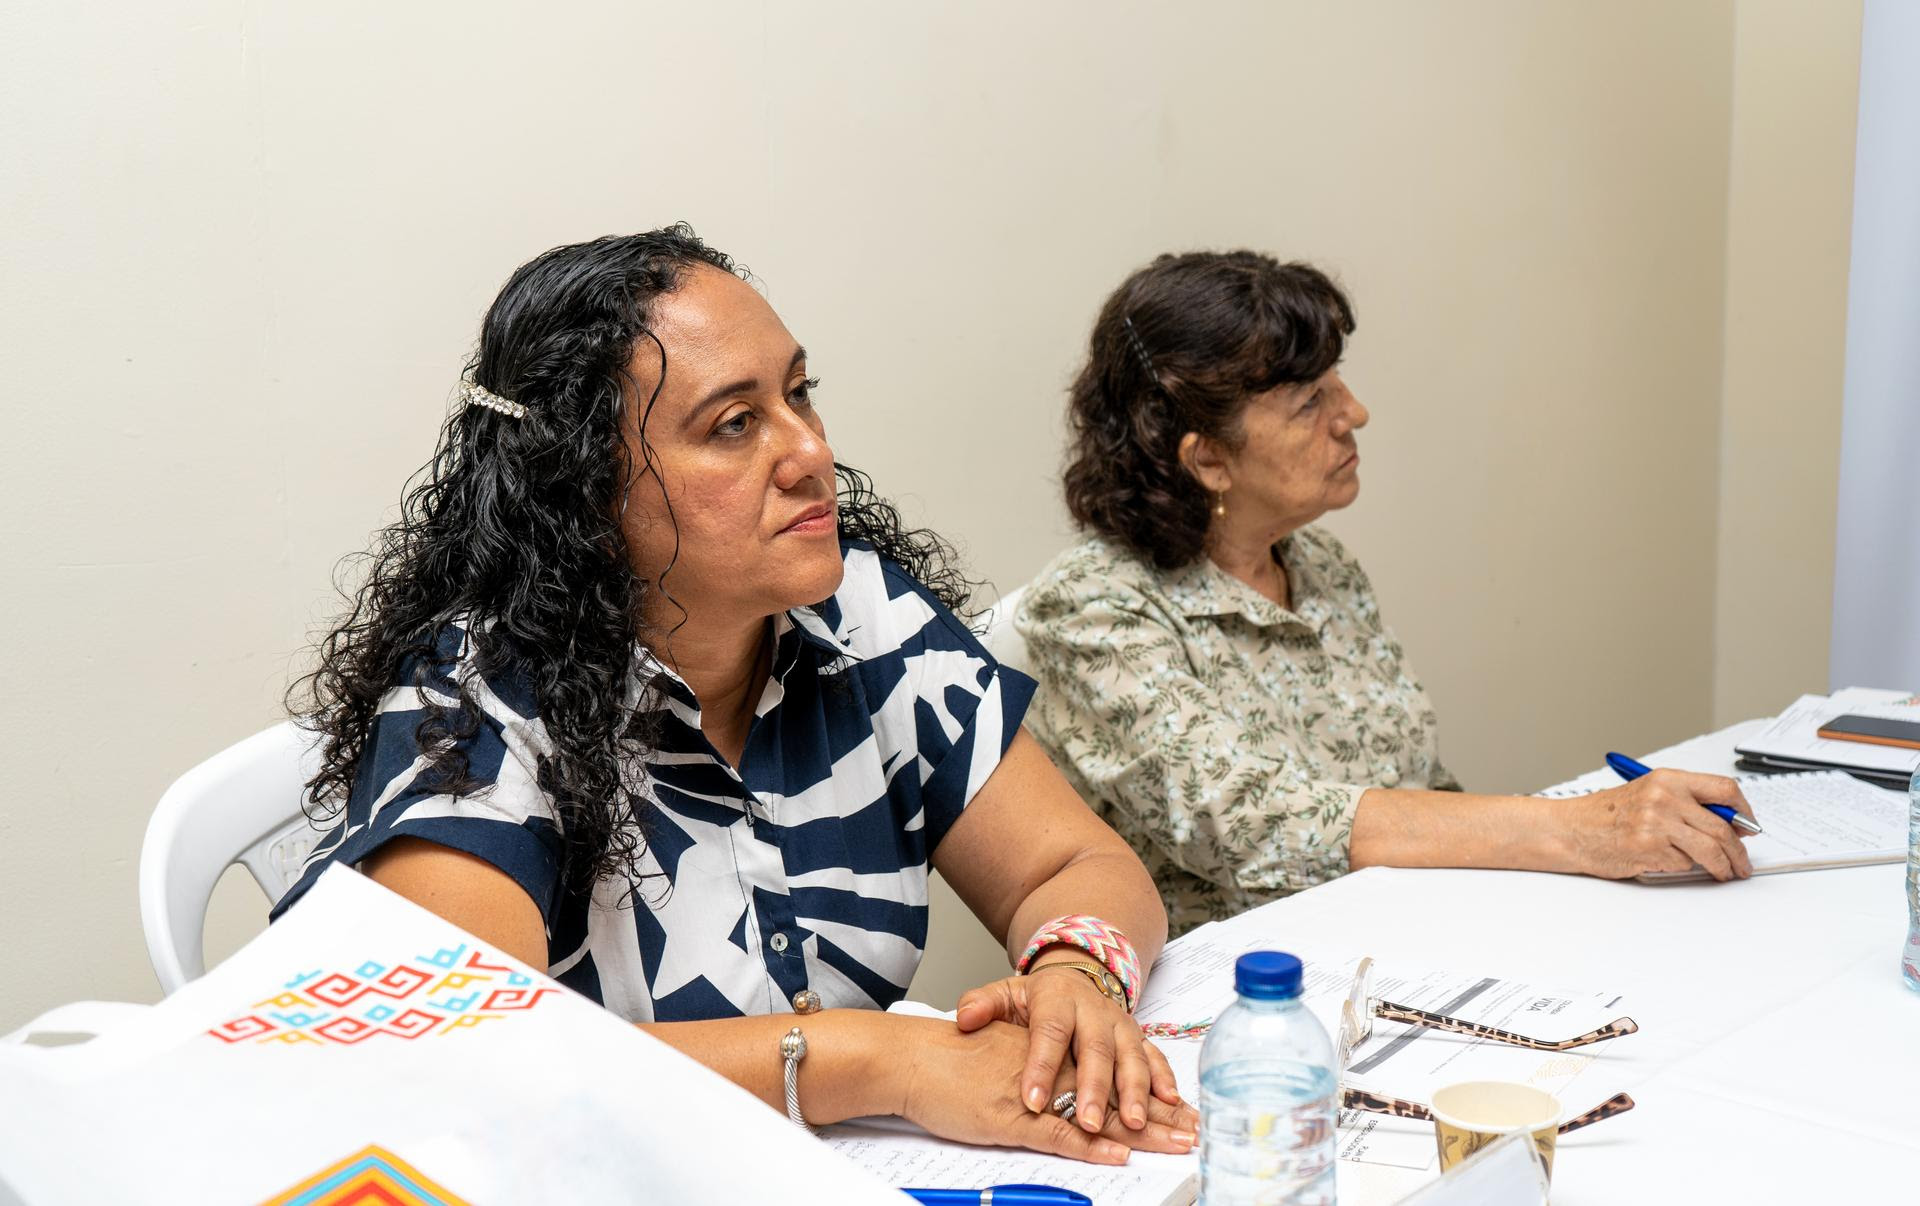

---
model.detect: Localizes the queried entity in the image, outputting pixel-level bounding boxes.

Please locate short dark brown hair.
[1061,251,1355,569]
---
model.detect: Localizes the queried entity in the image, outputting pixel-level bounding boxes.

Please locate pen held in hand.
[1604,752,1764,835]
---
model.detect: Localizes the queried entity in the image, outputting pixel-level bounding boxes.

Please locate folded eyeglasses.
[1335,956,1637,1134]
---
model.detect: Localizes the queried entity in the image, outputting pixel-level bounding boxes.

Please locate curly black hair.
[289,225,972,901]
[1062,250,1355,569]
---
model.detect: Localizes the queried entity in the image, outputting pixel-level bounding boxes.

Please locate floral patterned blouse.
[1015,527,1459,936]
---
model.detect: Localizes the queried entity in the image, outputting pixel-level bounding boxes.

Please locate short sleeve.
[270,652,565,931]
[915,648,1037,852]
[831,547,1035,853]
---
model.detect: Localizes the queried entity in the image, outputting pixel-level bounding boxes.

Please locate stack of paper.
[1734,689,1920,785]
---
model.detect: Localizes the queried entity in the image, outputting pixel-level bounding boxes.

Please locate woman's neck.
[645,608,772,768]
[1205,517,1296,611]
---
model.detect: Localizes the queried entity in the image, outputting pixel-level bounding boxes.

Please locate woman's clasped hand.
[899,1006,1196,1164]
[957,962,1183,1134]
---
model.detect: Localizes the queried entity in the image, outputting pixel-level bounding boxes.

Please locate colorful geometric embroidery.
[207,943,556,1046]
[260,1144,469,1205]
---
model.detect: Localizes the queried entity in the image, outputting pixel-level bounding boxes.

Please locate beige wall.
[1712,0,1861,725]
[0,1,1860,1029]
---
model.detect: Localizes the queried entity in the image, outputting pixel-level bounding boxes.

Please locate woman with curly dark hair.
[1016,250,1759,936]
[274,226,1196,1161]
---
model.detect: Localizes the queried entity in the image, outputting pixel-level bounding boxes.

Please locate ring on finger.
[1051,1089,1077,1122]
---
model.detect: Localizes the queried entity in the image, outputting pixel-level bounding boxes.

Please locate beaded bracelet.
[1015,914,1143,1011]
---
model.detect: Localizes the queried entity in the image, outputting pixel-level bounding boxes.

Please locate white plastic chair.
[980,583,1033,676]
[138,721,327,994]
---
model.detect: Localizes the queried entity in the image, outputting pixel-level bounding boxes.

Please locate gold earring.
[1212,492,1228,518]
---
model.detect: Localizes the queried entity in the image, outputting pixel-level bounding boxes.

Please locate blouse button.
[769,932,790,953]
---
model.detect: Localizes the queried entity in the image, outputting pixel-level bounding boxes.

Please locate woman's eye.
[790,376,821,408]
[715,410,752,437]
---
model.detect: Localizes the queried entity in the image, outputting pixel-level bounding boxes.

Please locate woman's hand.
[954,962,1183,1137]
[896,1016,1197,1164]
[1562,769,1758,881]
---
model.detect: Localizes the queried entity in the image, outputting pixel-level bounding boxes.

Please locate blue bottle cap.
[1234,951,1305,1000]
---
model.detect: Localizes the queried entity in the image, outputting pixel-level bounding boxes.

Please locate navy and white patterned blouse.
[271,541,1036,1022]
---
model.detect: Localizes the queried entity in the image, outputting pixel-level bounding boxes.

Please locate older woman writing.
[274,226,1194,1160]
[1017,250,1757,936]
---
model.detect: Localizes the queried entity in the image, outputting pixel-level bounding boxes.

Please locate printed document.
[1135,914,1635,1175]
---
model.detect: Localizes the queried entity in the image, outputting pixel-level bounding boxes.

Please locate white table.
[1228,721,1918,1203]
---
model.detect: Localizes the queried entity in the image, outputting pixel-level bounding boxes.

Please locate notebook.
[1636,769,1909,883]
[1732,691,1920,786]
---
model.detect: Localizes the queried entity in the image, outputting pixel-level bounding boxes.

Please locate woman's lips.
[779,505,837,535]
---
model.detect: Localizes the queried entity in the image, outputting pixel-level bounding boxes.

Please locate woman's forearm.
[1004,844,1168,973]
[1348,789,1578,874]
[934,731,1170,978]
[639,1008,922,1125]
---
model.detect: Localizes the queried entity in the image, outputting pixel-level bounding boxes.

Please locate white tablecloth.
[1231,721,1918,1203]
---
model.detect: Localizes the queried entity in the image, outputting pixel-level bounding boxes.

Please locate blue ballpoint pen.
[901,1187,1092,1206]
[1604,752,1763,834]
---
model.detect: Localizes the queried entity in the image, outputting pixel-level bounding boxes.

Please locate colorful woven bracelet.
[1139,1018,1214,1040]
[1016,914,1143,1011]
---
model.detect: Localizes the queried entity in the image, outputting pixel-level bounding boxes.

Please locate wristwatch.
[1034,960,1130,1010]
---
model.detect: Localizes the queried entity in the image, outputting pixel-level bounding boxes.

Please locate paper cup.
[1430,1080,1561,1182]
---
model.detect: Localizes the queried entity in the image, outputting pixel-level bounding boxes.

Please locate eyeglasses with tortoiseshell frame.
[1335,956,1638,1134]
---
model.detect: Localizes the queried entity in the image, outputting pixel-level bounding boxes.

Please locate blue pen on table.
[901,1186,1092,1206]
[1604,752,1763,834]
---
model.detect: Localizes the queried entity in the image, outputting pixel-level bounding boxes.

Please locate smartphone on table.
[1816,712,1920,751]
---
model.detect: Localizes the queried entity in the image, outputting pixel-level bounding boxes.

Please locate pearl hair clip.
[461,376,528,420]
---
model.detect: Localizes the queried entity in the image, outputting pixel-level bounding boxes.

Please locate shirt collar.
[624,604,860,715]
[783,602,864,671]
[1162,536,1322,630]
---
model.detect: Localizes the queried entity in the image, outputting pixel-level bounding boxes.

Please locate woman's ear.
[1177,431,1233,495]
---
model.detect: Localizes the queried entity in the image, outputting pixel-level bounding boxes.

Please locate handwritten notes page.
[1639,771,1907,880]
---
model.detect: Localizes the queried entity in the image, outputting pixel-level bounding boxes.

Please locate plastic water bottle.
[1198,951,1337,1206]
[1905,767,1920,992]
